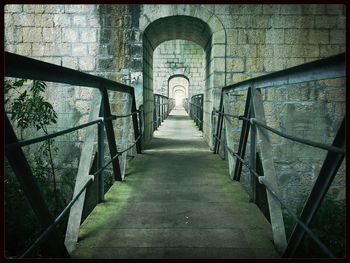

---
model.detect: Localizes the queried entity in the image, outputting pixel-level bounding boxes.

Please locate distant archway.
[168,75,189,99]
[141,6,226,146]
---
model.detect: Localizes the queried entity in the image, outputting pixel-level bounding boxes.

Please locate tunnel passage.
[168,75,189,107]
[141,14,225,146]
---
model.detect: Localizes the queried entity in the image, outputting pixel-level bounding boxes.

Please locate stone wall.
[212,4,346,84]
[153,39,204,99]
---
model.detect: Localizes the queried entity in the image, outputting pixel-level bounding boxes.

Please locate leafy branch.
[5,79,60,213]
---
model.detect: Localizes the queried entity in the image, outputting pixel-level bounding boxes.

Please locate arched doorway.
[141,8,226,146]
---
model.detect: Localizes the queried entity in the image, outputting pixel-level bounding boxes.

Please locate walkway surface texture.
[71,107,279,259]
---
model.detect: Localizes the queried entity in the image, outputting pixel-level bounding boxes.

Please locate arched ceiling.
[143,15,212,49]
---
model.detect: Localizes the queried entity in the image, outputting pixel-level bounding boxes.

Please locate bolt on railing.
[4,52,143,258]
[153,93,175,131]
[188,94,203,131]
[213,53,345,258]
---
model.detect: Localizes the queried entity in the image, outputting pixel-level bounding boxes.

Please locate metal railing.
[213,53,345,258]
[153,93,175,131]
[189,94,203,131]
[182,98,189,112]
[4,52,143,258]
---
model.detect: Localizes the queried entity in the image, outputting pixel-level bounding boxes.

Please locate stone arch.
[140,5,226,146]
[168,74,189,99]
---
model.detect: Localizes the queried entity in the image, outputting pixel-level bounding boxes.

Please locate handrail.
[213,53,346,258]
[189,94,203,131]
[5,52,133,93]
[153,93,174,131]
[241,117,344,154]
[222,53,345,93]
[4,52,143,258]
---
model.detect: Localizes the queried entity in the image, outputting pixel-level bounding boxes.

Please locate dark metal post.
[233,87,252,181]
[249,88,257,203]
[214,93,224,154]
[5,115,69,258]
[162,97,165,122]
[200,94,203,131]
[130,89,142,153]
[153,96,157,131]
[283,118,345,258]
[157,96,161,128]
[100,87,122,181]
[97,103,105,202]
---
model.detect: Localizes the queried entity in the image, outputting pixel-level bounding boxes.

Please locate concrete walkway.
[71,107,279,259]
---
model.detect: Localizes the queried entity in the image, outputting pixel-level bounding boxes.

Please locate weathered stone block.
[88,44,99,56]
[284,29,308,44]
[319,45,341,57]
[40,57,61,65]
[79,57,95,71]
[43,5,65,14]
[308,30,329,44]
[294,45,319,58]
[326,4,344,15]
[73,15,87,26]
[45,43,71,56]
[212,30,226,44]
[271,15,314,29]
[87,15,100,27]
[53,14,72,27]
[262,4,280,14]
[246,57,264,72]
[314,16,337,29]
[21,27,42,42]
[72,44,88,56]
[230,58,245,72]
[65,4,95,14]
[327,89,345,102]
[16,43,31,55]
[334,102,345,116]
[62,57,78,69]
[231,45,257,57]
[286,58,305,68]
[265,29,284,44]
[13,13,35,26]
[80,29,97,43]
[264,58,285,72]
[247,30,265,44]
[5,27,22,43]
[302,4,325,15]
[4,13,13,25]
[42,27,61,42]
[35,14,55,27]
[76,100,91,113]
[62,28,78,42]
[4,5,22,13]
[263,101,274,115]
[330,30,345,44]
[279,4,302,14]
[23,4,45,13]
[31,43,45,56]
[287,84,310,101]
[208,16,223,33]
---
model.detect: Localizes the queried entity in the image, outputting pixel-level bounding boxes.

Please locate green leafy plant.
[5,79,79,257]
[5,78,60,212]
